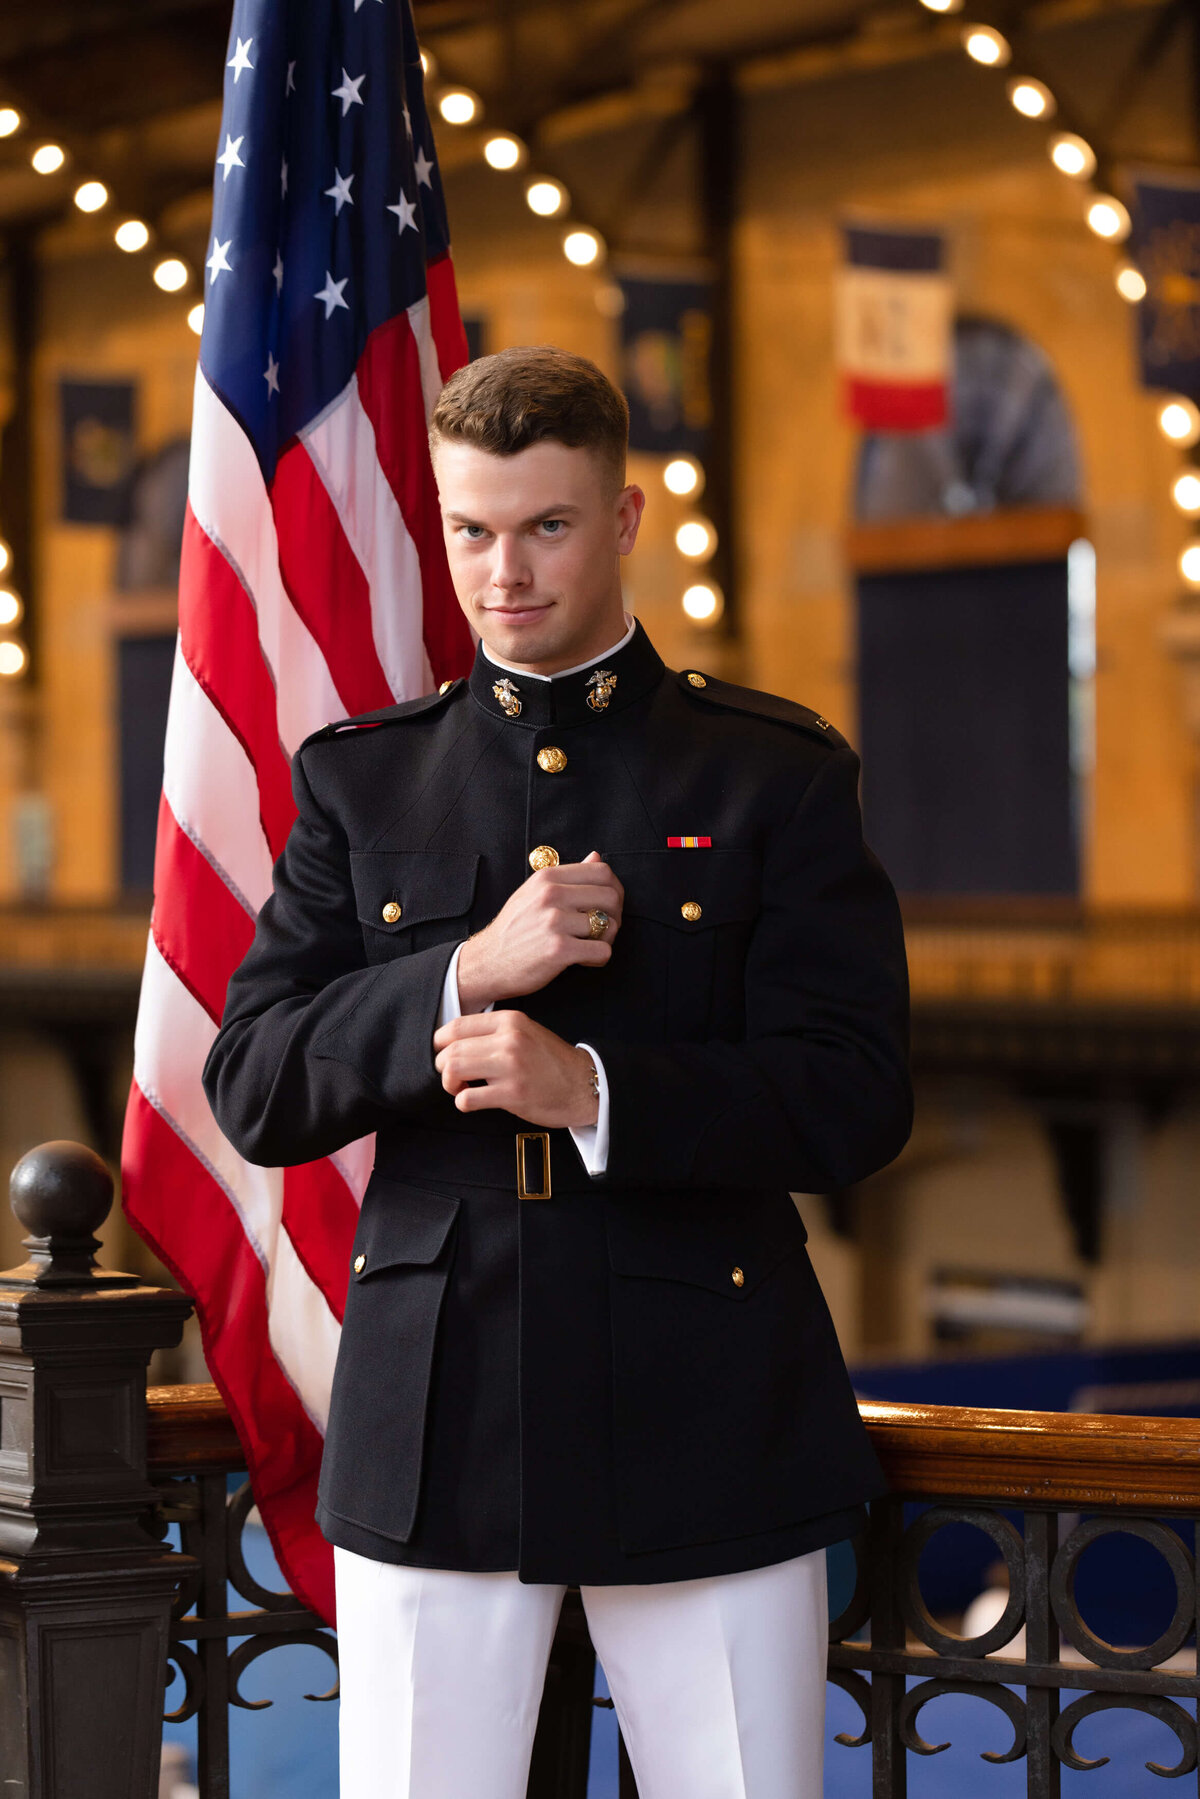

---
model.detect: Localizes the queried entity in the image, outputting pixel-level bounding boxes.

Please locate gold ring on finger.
[587,908,610,940]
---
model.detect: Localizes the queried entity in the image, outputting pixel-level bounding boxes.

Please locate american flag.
[121,0,473,1624]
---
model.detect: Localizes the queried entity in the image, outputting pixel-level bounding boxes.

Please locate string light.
[74,180,108,213]
[0,539,10,577]
[0,108,20,138]
[563,227,604,267]
[1172,473,1200,515]
[484,134,526,170]
[1007,77,1054,118]
[1181,543,1200,585]
[918,0,963,12]
[675,518,718,561]
[31,143,65,174]
[664,457,704,498]
[153,257,189,293]
[526,178,568,217]
[1087,195,1130,242]
[419,49,436,78]
[187,302,205,335]
[962,25,1011,66]
[1115,263,1146,303]
[0,641,27,678]
[438,89,480,126]
[1049,133,1096,179]
[1159,398,1200,447]
[115,219,150,252]
[0,591,22,628]
[682,583,724,624]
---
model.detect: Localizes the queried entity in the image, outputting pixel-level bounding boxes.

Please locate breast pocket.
[349,850,480,963]
[607,850,760,1038]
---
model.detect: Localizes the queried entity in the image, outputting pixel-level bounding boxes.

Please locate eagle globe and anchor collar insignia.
[492,676,522,718]
[586,668,617,711]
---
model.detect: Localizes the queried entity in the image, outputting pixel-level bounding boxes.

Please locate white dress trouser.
[334,1547,828,1799]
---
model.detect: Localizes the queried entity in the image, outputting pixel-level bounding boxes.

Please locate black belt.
[375,1122,593,1197]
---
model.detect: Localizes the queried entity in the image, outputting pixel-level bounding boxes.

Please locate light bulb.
[0,108,20,138]
[1049,133,1095,179]
[153,257,189,293]
[1160,398,1200,446]
[1007,77,1054,118]
[963,25,1010,65]
[0,590,22,628]
[1181,543,1200,585]
[563,228,603,267]
[0,539,10,577]
[1115,263,1147,303]
[1087,196,1130,242]
[419,48,436,78]
[664,457,704,498]
[526,178,567,217]
[484,134,525,171]
[74,180,108,213]
[919,0,963,12]
[31,143,65,175]
[1172,473,1200,515]
[438,89,479,126]
[676,518,717,561]
[187,302,205,336]
[0,640,28,677]
[115,219,150,252]
[682,583,724,624]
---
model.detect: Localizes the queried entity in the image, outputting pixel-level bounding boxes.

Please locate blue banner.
[618,276,712,456]
[1130,175,1200,397]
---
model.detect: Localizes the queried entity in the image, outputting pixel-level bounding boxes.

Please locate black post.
[0,1141,194,1799]
[867,1496,908,1798]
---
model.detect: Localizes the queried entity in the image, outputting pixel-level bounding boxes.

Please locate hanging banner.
[59,378,137,524]
[618,276,712,456]
[1129,174,1200,397]
[836,224,952,431]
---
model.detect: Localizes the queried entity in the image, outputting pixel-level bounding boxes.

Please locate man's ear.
[617,484,646,555]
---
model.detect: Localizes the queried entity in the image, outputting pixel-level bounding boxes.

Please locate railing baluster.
[869,1495,908,1799]
[1024,1509,1061,1799]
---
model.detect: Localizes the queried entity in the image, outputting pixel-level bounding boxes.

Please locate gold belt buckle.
[516,1131,552,1200]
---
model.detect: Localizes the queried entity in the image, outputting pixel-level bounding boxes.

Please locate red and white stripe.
[123,262,471,1625]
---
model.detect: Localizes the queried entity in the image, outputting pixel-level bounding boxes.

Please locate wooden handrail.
[147,1383,1200,1512]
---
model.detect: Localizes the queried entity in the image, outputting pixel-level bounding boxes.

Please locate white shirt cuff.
[571,1042,609,1176]
[437,940,494,1028]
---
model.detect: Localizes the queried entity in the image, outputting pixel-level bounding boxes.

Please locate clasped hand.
[432,851,623,1129]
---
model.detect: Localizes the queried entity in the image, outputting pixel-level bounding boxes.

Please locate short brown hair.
[430,346,628,488]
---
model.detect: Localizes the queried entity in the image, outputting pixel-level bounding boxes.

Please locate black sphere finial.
[5,1142,131,1289]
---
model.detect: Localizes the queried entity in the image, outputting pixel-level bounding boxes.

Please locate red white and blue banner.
[121,0,473,1625]
[1129,173,1200,398]
[836,224,952,431]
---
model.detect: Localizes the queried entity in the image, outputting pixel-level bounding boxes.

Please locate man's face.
[433,437,645,674]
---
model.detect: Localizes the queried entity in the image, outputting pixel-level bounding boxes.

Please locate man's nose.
[491,535,531,591]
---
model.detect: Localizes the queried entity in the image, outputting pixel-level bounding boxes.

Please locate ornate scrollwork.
[163,1641,205,1724]
[1052,1693,1199,1777]
[228,1631,340,1710]
[828,1667,872,1748]
[827,1532,871,1645]
[899,1679,1028,1762]
[1050,1516,1195,1671]
[225,1479,298,1612]
[900,1506,1027,1657]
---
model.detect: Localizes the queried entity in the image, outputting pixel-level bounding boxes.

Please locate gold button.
[681,900,702,922]
[529,845,560,871]
[354,1254,366,1274]
[537,746,568,774]
[439,679,454,695]
[732,1266,745,1288]
[382,901,402,924]
[687,672,707,688]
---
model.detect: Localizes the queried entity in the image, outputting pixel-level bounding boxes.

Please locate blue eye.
[540,519,565,535]
[458,525,486,540]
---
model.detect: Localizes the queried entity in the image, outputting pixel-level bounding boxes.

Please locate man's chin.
[480,608,563,665]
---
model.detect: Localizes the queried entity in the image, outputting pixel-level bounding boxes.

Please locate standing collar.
[469,615,665,728]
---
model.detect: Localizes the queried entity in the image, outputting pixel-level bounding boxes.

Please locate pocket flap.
[351,1179,460,1278]
[606,1191,807,1299]
[607,850,759,931]
[350,850,480,934]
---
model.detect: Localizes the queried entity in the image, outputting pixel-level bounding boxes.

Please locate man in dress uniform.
[203,346,912,1798]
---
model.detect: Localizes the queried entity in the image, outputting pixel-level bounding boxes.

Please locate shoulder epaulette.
[676,669,848,748]
[300,679,464,754]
